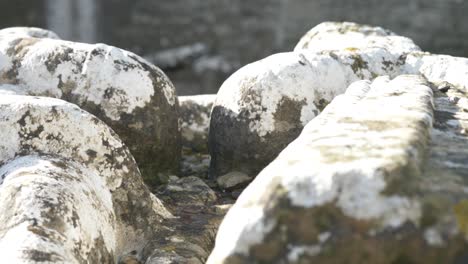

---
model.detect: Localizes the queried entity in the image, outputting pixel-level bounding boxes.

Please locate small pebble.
[448,96,460,104]
[437,81,452,93]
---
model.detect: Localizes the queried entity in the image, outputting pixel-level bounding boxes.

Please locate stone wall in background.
[1,0,467,95]
[0,0,45,28]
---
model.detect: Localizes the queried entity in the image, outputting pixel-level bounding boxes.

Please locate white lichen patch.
[287,245,322,262]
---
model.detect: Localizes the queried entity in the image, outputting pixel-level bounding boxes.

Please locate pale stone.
[216,171,252,190]
[0,34,180,184]
[0,95,171,263]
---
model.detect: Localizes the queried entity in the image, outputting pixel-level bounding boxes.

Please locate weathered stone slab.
[0,95,172,263]
[0,35,180,185]
[206,75,468,263]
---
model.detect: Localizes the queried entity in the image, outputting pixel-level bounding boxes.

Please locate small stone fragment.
[216,171,252,190]
[437,81,452,93]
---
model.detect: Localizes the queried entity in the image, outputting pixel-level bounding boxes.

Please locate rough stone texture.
[216,171,252,190]
[404,53,468,93]
[0,34,180,185]
[0,95,172,263]
[294,22,420,54]
[179,94,216,153]
[209,23,419,178]
[208,75,468,263]
[142,176,233,264]
[0,27,60,40]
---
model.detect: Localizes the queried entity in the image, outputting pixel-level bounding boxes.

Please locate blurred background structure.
[1,0,467,95]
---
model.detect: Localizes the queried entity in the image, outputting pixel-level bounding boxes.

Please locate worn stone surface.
[141,177,233,264]
[294,21,420,54]
[179,94,216,153]
[209,22,419,178]
[403,52,468,94]
[0,34,180,185]
[0,95,172,263]
[0,27,59,40]
[208,75,468,263]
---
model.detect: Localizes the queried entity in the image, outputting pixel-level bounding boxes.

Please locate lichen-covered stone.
[0,27,60,40]
[208,75,468,263]
[0,33,180,185]
[294,21,421,54]
[209,33,416,177]
[0,95,172,263]
[403,52,468,93]
[179,94,216,153]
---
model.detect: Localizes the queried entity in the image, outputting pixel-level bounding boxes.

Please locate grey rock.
[142,177,231,263]
[0,33,180,185]
[160,176,217,206]
[216,171,252,190]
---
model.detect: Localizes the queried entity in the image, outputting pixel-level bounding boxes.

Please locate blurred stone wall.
[1,0,468,95]
[0,0,45,28]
